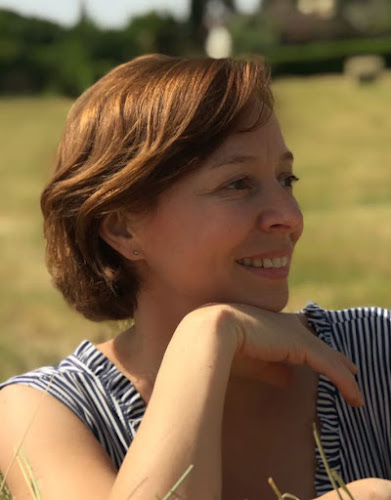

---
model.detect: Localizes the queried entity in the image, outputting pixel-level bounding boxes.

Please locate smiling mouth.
[236,256,289,269]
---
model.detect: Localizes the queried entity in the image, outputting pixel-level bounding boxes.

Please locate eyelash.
[225,177,254,191]
[280,174,300,188]
[224,174,300,191]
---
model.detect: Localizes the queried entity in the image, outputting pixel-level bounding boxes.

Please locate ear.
[99,212,141,261]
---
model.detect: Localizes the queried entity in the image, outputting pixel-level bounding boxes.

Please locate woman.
[1,54,390,500]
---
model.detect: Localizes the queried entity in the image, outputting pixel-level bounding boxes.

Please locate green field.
[0,72,390,386]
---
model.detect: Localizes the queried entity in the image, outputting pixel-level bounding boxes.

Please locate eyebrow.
[209,150,294,169]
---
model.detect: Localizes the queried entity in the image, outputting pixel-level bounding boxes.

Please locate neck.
[113,286,200,389]
[109,288,308,403]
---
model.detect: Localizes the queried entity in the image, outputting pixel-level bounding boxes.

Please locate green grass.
[1,73,391,382]
[0,96,124,381]
[274,72,391,312]
[1,72,390,497]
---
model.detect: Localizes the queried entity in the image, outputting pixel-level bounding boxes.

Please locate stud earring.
[133,250,140,255]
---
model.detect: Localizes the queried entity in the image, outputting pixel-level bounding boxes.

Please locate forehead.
[204,112,289,169]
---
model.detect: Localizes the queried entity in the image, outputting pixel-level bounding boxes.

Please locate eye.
[225,177,254,191]
[280,174,299,188]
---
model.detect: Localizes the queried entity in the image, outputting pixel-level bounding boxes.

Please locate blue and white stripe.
[0,341,146,469]
[305,303,391,495]
[1,303,390,495]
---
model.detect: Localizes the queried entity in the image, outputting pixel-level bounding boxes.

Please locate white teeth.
[237,256,289,269]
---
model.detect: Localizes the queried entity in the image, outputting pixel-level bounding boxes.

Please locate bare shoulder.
[0,384,116,499]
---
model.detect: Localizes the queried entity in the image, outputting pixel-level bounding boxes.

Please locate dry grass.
[0,73,391,379]
[275,72,391,312]
[0,71,390,497]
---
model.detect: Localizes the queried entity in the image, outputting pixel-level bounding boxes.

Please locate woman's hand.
[189,303,363,407]
[315,478,391,499]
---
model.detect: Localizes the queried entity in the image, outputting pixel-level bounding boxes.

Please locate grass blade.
[268,477,284,500]
[19,448,41,500]
[331,470,356,500]
[15,454,37,500]
[160,464,194,500]
[313,422,343,500]
[268,478,301,500]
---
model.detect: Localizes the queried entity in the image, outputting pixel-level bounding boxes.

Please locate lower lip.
[237,262,290,280]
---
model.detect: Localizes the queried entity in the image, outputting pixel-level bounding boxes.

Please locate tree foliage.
[0,8,196,96]
[1,1,391,97]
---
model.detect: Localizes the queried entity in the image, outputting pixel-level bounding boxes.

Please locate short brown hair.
[41,54,273,321]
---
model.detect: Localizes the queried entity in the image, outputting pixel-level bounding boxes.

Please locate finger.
[303,342,363,407]
[328,363,363,407]
[320,357,363,407]
[340,354,359,375]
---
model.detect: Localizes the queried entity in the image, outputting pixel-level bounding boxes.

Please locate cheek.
[142,209,210,265]
[142,195,253,269]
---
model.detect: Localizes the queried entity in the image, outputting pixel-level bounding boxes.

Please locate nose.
[256,184,303,237]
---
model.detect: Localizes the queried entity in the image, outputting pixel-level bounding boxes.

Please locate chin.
[204,284,289,313]
[243,290,289,313]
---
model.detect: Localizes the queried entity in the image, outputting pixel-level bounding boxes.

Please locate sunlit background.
[0,0,391,382]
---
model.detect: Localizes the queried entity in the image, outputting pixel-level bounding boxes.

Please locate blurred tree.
[229,10,280,53]
[0,6,197,96]
[0,9,66,93]
[124,12,190,55]
[91,28,139,78]
[2,0,389,96]
[35,37,95,96]
[69,1,100,62]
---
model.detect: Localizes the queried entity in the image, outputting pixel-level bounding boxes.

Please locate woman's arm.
[0,307,234,500]
[0,304,362,500]
[110,305,237,499]
[112,303,362,500]
[315,478,391,500]
[0,383,118,499]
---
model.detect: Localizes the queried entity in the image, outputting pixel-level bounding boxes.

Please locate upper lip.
[236,249,293,260]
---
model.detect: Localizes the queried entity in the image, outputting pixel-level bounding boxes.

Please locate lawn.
[0,70,391,500]
[275,73,391,312]
[1,72,391,384]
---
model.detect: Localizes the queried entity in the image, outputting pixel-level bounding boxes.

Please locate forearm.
[314,478,391,500]
[110,308,237,500]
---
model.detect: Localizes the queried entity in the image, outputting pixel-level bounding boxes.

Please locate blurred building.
[261,0,391,43]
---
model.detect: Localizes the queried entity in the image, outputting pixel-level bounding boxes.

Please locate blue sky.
[0,0,259,28]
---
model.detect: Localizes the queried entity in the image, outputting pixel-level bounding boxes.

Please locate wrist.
[174,304,238,360]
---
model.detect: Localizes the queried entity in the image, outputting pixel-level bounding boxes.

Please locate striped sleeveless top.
[1,303,391,496]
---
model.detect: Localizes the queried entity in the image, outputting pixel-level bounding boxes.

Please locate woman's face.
[131,112,303,313]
